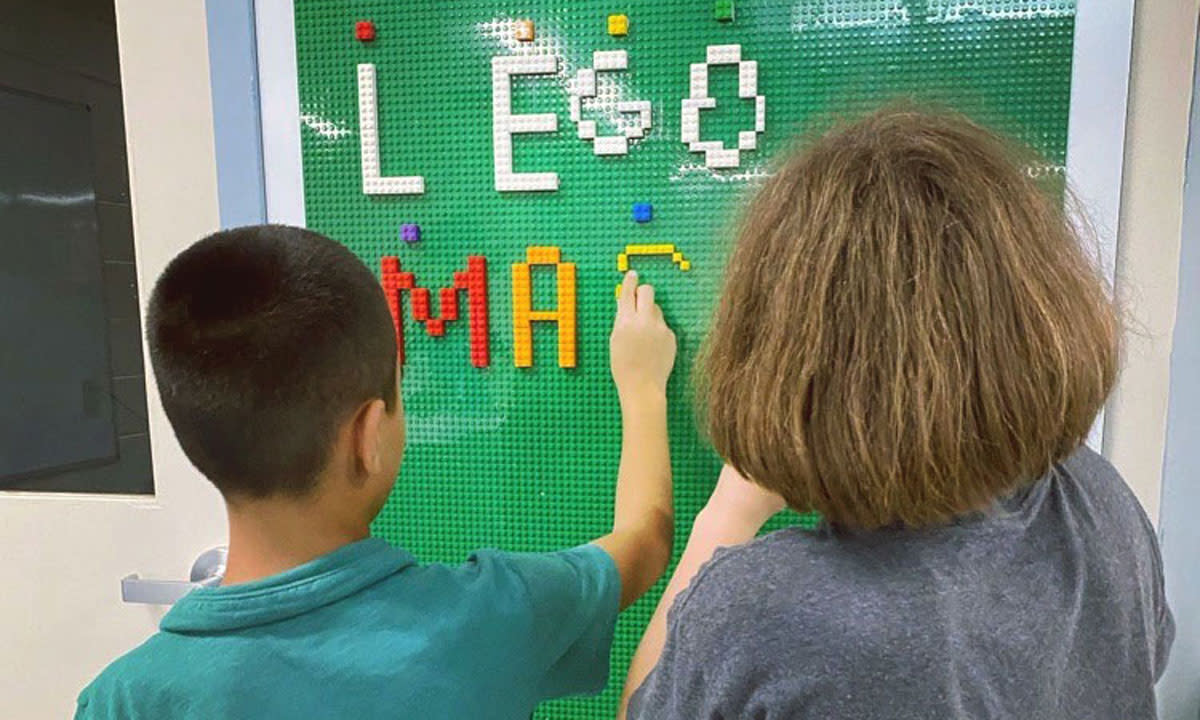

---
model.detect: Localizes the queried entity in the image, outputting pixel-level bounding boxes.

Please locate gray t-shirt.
[628,446,1173,720]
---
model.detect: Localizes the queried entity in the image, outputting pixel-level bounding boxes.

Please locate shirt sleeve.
[475,543,622,700]
[625,594,698,720]
[74,677,122,720]
[626,548,739,720]
[1143,513,1175,680]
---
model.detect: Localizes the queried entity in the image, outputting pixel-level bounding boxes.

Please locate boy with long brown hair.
[621,108,1173,719]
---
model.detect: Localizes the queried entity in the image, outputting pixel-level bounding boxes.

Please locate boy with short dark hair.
[76,225,677,719]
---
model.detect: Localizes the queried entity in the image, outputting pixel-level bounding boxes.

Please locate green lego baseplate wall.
[293,2,1076,716]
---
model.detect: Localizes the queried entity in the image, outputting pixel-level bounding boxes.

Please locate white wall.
[1105,0,1198,524]
[0,1,226,716]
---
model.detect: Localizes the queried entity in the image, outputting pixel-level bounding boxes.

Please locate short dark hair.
[147,225,397,499]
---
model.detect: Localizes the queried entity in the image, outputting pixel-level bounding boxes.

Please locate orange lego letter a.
[511,246,577,368]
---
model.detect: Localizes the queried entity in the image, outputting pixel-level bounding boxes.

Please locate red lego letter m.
[380,256,489,368]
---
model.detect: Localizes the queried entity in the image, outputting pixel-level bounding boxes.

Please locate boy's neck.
[221,489,371,586]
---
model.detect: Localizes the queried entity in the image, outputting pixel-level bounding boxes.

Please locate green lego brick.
[715,0,735,22]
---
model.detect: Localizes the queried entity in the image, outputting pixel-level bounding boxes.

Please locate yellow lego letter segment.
[615,244,692,296]
[512,246,577,368]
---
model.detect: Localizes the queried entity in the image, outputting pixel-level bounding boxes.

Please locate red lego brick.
[465,256,489,367]
[410,288,431,321]
[355,20,376,42]
[439,287,459,322]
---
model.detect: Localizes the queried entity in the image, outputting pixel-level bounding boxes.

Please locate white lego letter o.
[680,45,765,169]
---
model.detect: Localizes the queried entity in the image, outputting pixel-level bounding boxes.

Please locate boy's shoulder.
[77,543,621,719]
[76,631,189,718]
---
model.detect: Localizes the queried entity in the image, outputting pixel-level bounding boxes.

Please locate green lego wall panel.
[292,2,1076,717]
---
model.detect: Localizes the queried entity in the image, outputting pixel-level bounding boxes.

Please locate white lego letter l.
[357,64,425,195]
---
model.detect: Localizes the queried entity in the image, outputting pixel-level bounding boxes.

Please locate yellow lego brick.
[526,246,561,264]
[607,14,628,36]
[625,243,676,255]
[617,254,629,272]
[511,267,531,305]
[529,311,559,322]
[672,252,683,263]
[513,336,533,367]
[558,326,577,367]
[511,262,533,367]
[680,260,692,271]
[557,263,577,288]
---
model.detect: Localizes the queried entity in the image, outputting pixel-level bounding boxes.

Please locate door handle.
[120,546,227,605]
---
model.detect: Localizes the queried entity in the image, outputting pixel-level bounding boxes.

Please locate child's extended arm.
[593,271,677,610]
[619,465,786,716]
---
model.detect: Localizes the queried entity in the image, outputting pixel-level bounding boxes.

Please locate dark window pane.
[0,87,119,481]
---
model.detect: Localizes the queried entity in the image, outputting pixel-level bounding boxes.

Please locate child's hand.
[703,464,788,529]
[611,271,677,405]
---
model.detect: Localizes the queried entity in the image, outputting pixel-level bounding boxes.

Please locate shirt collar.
[161,538,416,633]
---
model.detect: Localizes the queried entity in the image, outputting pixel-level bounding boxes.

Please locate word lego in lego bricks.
[292,2,1075,716]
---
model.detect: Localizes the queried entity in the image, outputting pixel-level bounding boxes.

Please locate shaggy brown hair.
[701,108,1119,530]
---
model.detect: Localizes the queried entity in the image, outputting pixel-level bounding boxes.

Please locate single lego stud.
[512,246,577,368]
[400,223,421,245]
[714,0,735,22]
[355,20,376,41]
[514,19,535,42]
[608,14,629,36]
[632,202,653,223]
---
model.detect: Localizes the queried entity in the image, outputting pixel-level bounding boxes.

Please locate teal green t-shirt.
[76,539,620,720]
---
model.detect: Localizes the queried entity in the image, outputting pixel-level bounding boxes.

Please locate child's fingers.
[636,282,655,314]
[618,271,638,316]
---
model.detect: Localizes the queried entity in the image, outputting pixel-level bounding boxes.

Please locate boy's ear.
[352,398,388,480]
